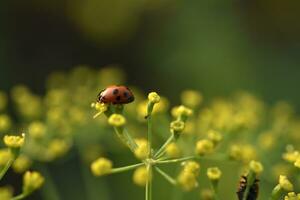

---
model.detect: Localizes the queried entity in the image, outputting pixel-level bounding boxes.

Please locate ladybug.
[97,85,134,104]
[237,175,259,200]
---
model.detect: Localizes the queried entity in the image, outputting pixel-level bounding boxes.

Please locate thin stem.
[0,157,14,180]
[154,134,175,158]
[156,156,195,165]
[155,167,177,186]
[113,127,137,154]
[242,171,256,200]
[11,193,29,200]
[110,163,144,174]
[147,115,152,158]
[210,181,220,200]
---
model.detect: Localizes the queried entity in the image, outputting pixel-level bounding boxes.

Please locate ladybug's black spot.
[123,91,128,97]
[113,89,119,95]
[116,96,121,101]
[128,96,134,102]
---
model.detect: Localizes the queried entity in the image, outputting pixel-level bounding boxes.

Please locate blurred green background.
[1,0,300,199]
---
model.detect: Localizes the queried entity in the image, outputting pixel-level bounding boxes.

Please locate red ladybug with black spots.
[97,85,134,104]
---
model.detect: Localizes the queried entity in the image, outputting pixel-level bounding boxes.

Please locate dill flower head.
[134,138,149,160]
[207,167,222,180]
[170,120,185,133]
[284,192,300,200]
[181,90,203,108]
[171,105,193,119]
[28,121,46,139]
[177,171,198,191]
[91,157,113,176]
[195,139,214,156]
[148,92,160,104]
[207,130,222,144]
[3,134,25,148]
[12,155,32,173]
[23,171,45,193]
[0,187,13,200]
[279,175,294,192]
[182,161,200,175]
[0,115,11,132]
[108,114,126,127]
[166,143,181,158]
[0,149,12,166]
[133,166,151,187]
[249,160,264,174]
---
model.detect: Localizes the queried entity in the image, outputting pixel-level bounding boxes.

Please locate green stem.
[156,156,195,165]
[154,134,175,158]
[113,127,137,154]
[155,167,177,185]
[11,193,29,200]
[210,180,220,200]
[146,102,154,200]
[242,171,256,200]
[0,157,15,180]
[110,163,144,174]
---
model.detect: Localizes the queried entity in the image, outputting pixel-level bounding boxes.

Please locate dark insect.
[97,85,134,104]
[237,176,259,200]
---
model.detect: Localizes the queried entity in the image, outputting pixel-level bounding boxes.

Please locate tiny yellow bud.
[12,155,32,173]
[0,115,11,132]
[284,192,300,200]
[148,92,160,104]
[133,166,151,187]
[207,167,222,180]
[23,171,44,193]
[182,161,200,175]
[207,130,222,144]
[166,143,181,158]
[177,171,198,191]
[0,187,13,200]
[3,134,25,148]
[134,139,149,160]
[195,139,214,156]
[181,90,203,108]
[28,121,46,139]
[0,149,12,166]
[91,157,113,176]
[249,160,264,174]
[170,120,185,133]
[108,114,126,127]
[279,175,294,192]
[93,103,108,118]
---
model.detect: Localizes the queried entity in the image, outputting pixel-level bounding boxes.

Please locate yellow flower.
[170,120,185,133]
[284,192,300,200]
[0,149,12,166]
[181,90,203,108]
[182,161,200,175]
[249,160,264,174]
[12,155,32,173]
[92,102,108,118]
[279,175,294,192]
[108,114,126,127]
[23,171,45,193]
[241,145,257,163]
[200,189,214,200]
[207,130,222,144]
[148,92,160,104]
[207,167,222,180]
[0,187,13,200]
[0,115,11,132]
[133,166,151,187]
[134,138,149,160]
[171,105,193,119]
[228,145,243,161]
[195,139,214,156]
[137,98,169,119]
[294,158,300,169]
[28,121,46,139]
[177,171,198,191]
[91,157,113,176]
[3,134,25,148]
[283,150,300,163]
[166,143,181,158]
[47,139,70,159]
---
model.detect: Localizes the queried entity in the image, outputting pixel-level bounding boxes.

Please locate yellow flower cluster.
[285,192,300,200]
[177,161,200,191]
[91,157,113,176]
[3,134,25,148]
[23,171,45,194]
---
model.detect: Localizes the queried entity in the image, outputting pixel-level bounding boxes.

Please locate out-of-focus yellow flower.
[23,171,44,193]
[177,171,198,191]
[12,155,32,173]
[181,90,203,108]
[207,130,222,144]
[0,115,11,132]
[258,131,276,150]
[170,120,185,133]
[91,157,113,176]
[166,143,181,158]
[241,145,257,163]
[200,189,214,200]
[0,149,12,165]
[3,134,25,148]
[249,160,264,174]
[148,92,160,104]
[28,121,47,139]
[195,139,214,156]
[171,105,193,119]
[272,163,290,179]
[0,187,13,200]
[182,161,200,175]
[69,106,87,125]
[137,97,169,119]
[207,167,222,180]
[279,175,294,192]
[182,121,195,135]
[283,149,299,163]
[133,166,150,187]
[294,158,300,168]
[47,139,70,158]
[134,138,149,160]
[108,114,126,127]
[228,145,243,161]
[284,192,300,200]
